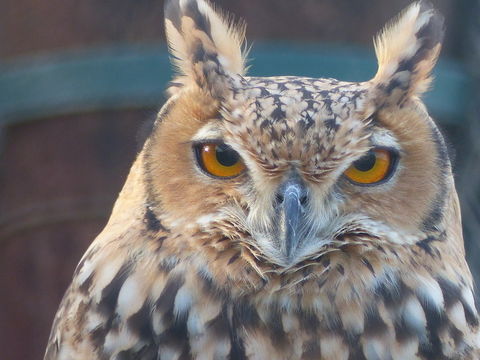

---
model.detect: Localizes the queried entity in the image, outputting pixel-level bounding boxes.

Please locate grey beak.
[275,175,308,260]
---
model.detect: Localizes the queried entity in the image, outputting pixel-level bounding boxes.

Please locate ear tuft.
[372,1,445,103]
[164,0,247,96]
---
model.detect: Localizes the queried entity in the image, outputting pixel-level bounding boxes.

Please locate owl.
[45,0,480,359]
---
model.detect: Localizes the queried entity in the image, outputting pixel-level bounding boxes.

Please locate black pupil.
[215,144,239,167]
[353,151,377,172]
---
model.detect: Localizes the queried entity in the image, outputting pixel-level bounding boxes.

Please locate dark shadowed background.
[1,1,479,359]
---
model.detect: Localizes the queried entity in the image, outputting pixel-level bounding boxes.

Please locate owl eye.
[195,142,246,178]
[344,148,396,185]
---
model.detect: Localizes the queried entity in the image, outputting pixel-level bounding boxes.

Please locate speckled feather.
[45,1,480,359]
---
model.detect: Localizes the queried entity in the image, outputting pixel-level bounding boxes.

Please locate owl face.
[145,0,451,271]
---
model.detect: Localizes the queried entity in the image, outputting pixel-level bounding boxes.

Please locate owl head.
[143,0,455,279]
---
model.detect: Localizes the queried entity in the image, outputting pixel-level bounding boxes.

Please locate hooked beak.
[275,175,309,261]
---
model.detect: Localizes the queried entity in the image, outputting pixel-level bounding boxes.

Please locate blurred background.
[1,0,479,359]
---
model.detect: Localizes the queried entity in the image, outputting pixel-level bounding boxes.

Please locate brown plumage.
[45,1,480,359]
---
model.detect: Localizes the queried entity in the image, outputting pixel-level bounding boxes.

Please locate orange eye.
[344,148,396,185]
[195,142,246,178]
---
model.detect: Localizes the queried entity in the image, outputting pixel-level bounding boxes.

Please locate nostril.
[300,195,308,206]
[275,178,308,207]
[275,193,284,205]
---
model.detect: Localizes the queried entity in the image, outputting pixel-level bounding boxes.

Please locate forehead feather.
[235,76,369,126]
[219,76,372,178]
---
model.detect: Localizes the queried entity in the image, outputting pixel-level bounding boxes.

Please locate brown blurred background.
[1,1,479,359]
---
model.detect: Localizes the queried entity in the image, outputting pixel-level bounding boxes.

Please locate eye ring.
[344,147,398,186]
[194,141,246,179]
